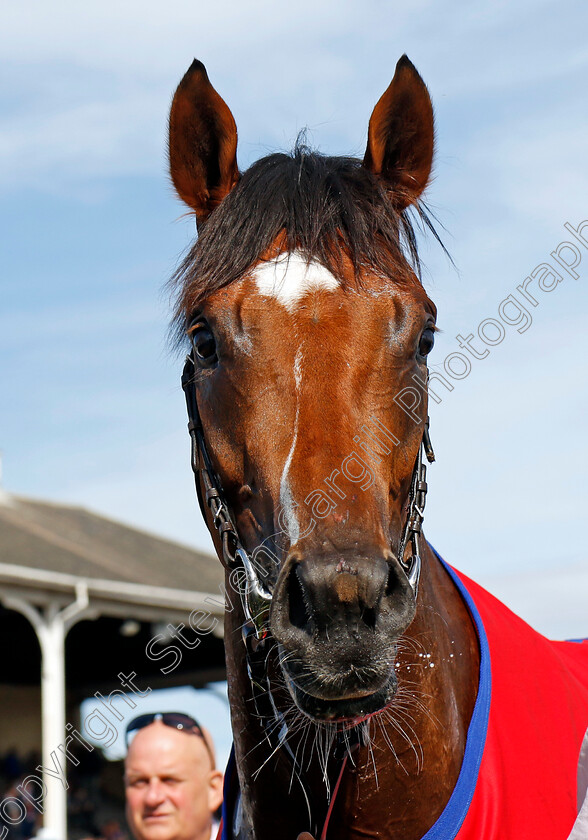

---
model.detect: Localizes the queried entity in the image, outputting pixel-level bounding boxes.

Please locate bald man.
[124,714,223,840]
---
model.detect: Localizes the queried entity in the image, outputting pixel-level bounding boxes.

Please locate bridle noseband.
[181,353,435,642]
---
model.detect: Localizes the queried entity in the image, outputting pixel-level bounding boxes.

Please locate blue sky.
[1,0,587,637]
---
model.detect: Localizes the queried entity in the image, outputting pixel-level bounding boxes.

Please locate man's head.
[124,714,223,840]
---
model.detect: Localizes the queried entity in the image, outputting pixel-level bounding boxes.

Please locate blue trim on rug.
[419,547,492,840]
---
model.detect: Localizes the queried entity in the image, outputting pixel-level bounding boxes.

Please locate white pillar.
[38,604,67,840]
[3,584,93,840]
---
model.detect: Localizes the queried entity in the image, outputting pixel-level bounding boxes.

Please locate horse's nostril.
[385,561,401,598]
[361,606,377,630]
[288,565,312,632]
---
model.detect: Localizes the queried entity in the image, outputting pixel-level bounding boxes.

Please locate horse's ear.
[168,60,239,224]
[363,55,434,210]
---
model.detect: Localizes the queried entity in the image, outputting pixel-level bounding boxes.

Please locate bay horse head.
[169,57,438,724]
[165,57,588,840]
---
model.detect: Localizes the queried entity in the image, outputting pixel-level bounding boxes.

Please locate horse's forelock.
[169,144,440,346]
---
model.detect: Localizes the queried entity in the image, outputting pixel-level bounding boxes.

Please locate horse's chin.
[284,671,398,722]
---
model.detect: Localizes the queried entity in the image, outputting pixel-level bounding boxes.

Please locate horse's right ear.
[168,60,239,224]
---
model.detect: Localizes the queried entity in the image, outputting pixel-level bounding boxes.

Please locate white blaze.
[254,251,337,542]
[279,348,303,543]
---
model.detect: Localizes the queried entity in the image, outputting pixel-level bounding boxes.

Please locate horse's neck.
[225,544,480,840]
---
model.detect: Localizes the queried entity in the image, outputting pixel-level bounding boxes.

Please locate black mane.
[171,143,439,341]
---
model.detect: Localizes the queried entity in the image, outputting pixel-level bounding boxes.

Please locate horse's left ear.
[363,55,434,210]
[168,59,239,224]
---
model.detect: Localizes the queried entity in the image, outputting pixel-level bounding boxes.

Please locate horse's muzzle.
[269,547,416,720]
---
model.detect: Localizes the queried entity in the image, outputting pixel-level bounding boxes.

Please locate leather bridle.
[182,351,436,835]
[181,352,435,644]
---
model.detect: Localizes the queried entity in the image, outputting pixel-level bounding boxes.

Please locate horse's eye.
[418,328,435,358]
[190,323,217,368]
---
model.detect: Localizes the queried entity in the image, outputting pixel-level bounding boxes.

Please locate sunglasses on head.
[125,712,215,766]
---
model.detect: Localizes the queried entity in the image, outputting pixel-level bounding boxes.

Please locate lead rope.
[319,754,349,840]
